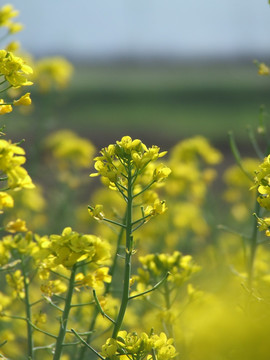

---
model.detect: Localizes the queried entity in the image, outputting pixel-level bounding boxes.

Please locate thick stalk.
[163,281,174,338]
[247,198,261,286]
[77,216,125,360]
[112,162,133,339]
[53,264,77,360]
[21,257,34,360]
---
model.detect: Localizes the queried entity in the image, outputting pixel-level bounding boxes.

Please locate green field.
[7,61,270,151]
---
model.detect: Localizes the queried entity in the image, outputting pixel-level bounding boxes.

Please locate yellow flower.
[34,56,73,92]
[75,267,111,289]
[5,218,27,233]
[5,40,20,52]
[7,166,35,190]
[258,62,270,76]
[44,129,96,169]
[102,331,177,360]
[33,312,47,325]
[102,338,118,357]
[88,204,105,220]
[144,199,167,217]
[0,4,19,27]
[0,50,33,88]
[91,136,169,190]
[6,269,25,298]
[13,92,31,106]
[47,227,111,268]
[0,99,12,115]
[153,164,172,182]
[8,22,23,34]
[0,191,14,212]
[40,279,67,297]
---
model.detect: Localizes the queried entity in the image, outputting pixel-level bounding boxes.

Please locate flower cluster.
[0,49,33,88]
[44,129,96,169]
[102,331,177,360]
[34,56,73,92]
[134,251,200,291]
[5,269,24,298]
[75,267,111,290]
[166,136,222,201]
[256,61,270,76]
[0,139,34,191]
[0,4,33,115]
[91,136,170,188]
[0,4,23,34]
[252,155,270,236]
[0,50,33,114]
[37,227,111,269]
[254,155,270,209]
[89,136,171,224]
[223,158,259,221]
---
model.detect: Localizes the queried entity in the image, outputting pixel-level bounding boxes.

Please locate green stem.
[228,131,253,181]
[248,197,261,286]
[93,289,115,324]
[133,180,155,198]
[129,272,170,300]
[77,221,125,360]
[21,257,34,360]
[53,264,77,360]
[112,161,133,339]
[71,329,105,360]
[246,125,264,159]
[0,85,12,94]
[163,281,174,338]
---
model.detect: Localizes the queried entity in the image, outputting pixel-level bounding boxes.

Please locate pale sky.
[5,0,270,61]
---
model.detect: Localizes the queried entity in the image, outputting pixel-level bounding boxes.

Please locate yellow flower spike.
[0,99,12,115]
[13,92,31,106]
[5,218,27,233]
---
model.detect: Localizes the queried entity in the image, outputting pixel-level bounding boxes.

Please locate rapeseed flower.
[0,50,33,87]
[34,56,73,91]
[39,227,111,269]
[257,62,270,76]
[102,331,177,360]
[91,136,170,191]
[0,191,13,212]
[0,99,12,114]
[5,269,24,298]
[44,129,96,170]
[13,92,31,106]
[0,4,18,28]
[5,218,27,233]
[0,139,35,190]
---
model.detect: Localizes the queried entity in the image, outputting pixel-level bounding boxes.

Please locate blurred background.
[4,0,270,149]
